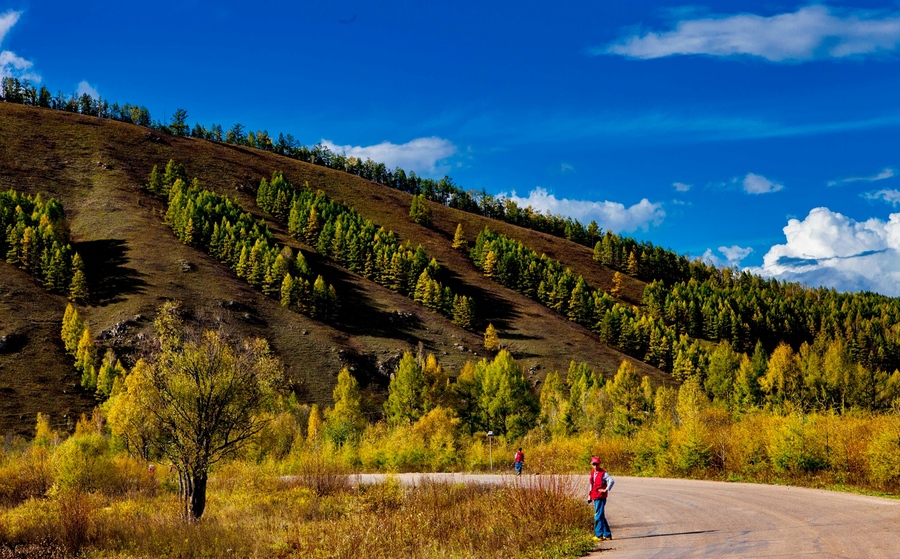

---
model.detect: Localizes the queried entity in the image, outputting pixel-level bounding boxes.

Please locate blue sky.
[4,1,900,294]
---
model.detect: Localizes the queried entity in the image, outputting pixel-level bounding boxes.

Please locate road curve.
[353,474,900,558]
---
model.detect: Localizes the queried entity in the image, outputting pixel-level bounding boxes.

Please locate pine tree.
[626,251,640,277]
[409,194,432,226]
[280,273,295,307]
[567,277,592,325]
[303,208,321,245]
[311,275,329,318]
[68,252,89,303]
[324,368,365,446]
[451,223,468,250]
[75,328,97,390]
[61,303,85,354]
[611,271,625,298]
[484,323,500,352]
[482,250,498,278]
[147,165,163,194]
[97,349,126,397]
[307,404,323,445]
[384,352,426,425]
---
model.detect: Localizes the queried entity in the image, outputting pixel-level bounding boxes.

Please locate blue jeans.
[515,462,523,475]
[593,498,611,538]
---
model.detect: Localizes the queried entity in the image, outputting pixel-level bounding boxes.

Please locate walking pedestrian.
[588,456,614,541]
[514,447,525,476]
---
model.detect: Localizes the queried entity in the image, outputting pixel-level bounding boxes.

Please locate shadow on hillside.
[301,250,425,339]
[437,267,520,330]
[76,239,148,305]
[503,332,543,341]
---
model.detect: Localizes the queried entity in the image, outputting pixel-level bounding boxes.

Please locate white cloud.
[720,245,753,263]
[321,136,456,177]
[500,187,665,233]
[702,245,753,268]
[76,80,99,99]
[602,5,900,62]
[0,11,18,43]
[829,167,895,186]
[0,11,38,82]
[748,207,900,295]
[742,173,783,194]
[863,189,900,205]
[560,162,576,174]
[673,181,691,192]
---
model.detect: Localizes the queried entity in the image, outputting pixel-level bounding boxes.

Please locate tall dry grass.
[0,461,592,559]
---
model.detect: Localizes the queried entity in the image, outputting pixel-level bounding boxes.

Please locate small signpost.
[487,430,494,472]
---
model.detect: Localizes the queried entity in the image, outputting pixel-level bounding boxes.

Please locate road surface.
[354,474,900,558]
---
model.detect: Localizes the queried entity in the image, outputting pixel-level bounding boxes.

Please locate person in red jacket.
[588,456,614,541]
[514,448,524,476]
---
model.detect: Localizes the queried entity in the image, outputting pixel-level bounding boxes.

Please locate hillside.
[0,103,662,436]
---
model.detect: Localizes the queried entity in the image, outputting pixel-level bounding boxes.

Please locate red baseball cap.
[590,456,601,465]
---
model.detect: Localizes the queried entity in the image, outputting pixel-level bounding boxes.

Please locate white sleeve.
[604,472,614,491]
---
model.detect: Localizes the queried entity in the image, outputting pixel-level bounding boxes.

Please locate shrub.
[286,452,350,496]
[723,413,772,479]
[768,414,828,475]
[52,433,116,493]
[0,446,52,506]
[866,417,900,489]
[631,424,669,475]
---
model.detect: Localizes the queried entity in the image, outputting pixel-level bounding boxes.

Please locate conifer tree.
[422,353,450,411]
[476,350,539,439]
[611,271,625,298]
[539,371,569,438]
[61,303,85,354]
[409,193,432,226]
[451,223,467,250]
[311,275,332,318]
[606,360,649,435]
[324,368,365,446]
[482,250,498,278]
[75,328,97,390]
[484,323,500,352]
[307,403,322,445]
[303,208,321,245]
[385,352,426,425]
[280,273,295,307]
[626,251,640,277]
[147,165,162,194]
[97,348,126,397]
[69,252,89,303]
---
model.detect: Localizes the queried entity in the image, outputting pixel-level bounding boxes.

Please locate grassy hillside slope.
[0,103,663,436]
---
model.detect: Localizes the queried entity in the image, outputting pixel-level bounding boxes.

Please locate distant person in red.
[514,448,524,476]
[588,456,614,541]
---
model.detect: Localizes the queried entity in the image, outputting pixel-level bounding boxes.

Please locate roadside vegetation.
[4,299,900,557]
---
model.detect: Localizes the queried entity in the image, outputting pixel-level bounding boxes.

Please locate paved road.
[353,474,900,558]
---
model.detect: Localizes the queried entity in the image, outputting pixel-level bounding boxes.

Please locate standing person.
[588,456,614,541]
[514,447,525,476]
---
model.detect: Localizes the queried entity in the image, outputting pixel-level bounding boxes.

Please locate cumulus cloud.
[829,167,895,186]
[602,5,900,62]
[863,189,900,205]
[321,136,456,177]
[749,207,900,295]
[673,182,691,192]
[76,80,99,99]
[500,187,665,233]
[742,173,783,194]
[0,11,38,82]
